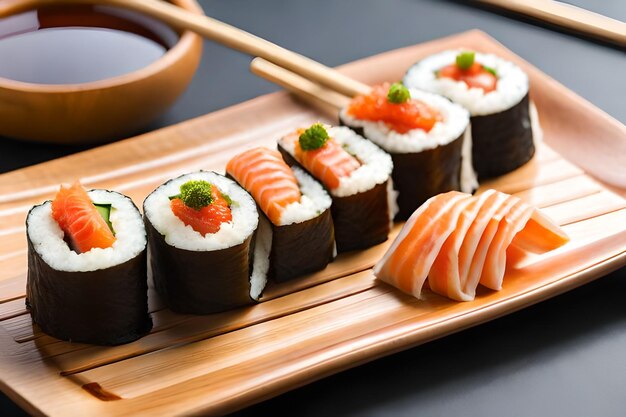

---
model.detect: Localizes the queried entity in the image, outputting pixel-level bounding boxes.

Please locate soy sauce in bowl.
[0,0,202,144]
[0,4,179,84]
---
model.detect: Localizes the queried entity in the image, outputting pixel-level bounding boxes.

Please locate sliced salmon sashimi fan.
[51,181,116,253]
[479,197,534,291]
[462,193,519,298]
[374,190,569,302]
[428,190,496,301]
[373,191,473,298]
[226,147,302,225]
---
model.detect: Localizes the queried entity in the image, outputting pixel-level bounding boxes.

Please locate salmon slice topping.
[346,83,441,134]
[374,189,569,302]
[170,181,232,236]
[51,181,116,253]
[287,126,360,190]
[226,147,301,225]
[437,51,498,93]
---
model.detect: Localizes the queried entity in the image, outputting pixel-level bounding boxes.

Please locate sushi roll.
[277,123,395,252]
[226,147,334,282]
[339,82,475,220]
[26,182,152,345]
[403,50,536,179]
[144,171,261,314]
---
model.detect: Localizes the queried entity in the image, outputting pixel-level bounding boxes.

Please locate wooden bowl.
[0,0,203,144]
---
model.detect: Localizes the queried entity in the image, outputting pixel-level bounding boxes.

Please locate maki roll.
[226,147,334,282]
[144,171,262,314]
[339,82,475,220]
[277,123,395,252]
[26,182,151,345]
[403,50,536,179]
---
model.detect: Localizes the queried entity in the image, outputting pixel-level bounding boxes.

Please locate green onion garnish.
[386,82,410,104]
[299,123,329,151]
[456,51,475,70]
[482,65,497,76]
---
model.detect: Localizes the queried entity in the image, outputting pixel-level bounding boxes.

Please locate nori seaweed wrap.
[143,171,262,314]
[226,147,335,283]
[403,49,536,179]
[470,93,534,178]
[26,188,152,345]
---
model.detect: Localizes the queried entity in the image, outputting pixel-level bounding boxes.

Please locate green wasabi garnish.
[482,65,497,76]
[299,123,329,151]
[177,180,214,210]
[386,82,410,104]
[456,51,475,70]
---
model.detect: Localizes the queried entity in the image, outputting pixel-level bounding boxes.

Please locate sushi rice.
[27,189,145,272]
[143,171,258,251]
[340,88,477,193]
[279,166,332,225]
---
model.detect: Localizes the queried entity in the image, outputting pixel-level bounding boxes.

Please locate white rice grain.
[280,167,332,225]
[403,49,529,116]
[340,88,469,154]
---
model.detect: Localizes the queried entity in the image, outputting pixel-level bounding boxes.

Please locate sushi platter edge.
[0,30,625,417]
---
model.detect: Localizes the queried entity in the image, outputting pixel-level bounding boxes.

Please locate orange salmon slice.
[226,147,301,225]
[170,185,232,236]
[286,130,359,190]
[428,190,497,301]
[51,181,116,253]
[374,191,473,298]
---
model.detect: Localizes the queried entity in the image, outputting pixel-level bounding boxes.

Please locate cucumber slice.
[93,203,115,234]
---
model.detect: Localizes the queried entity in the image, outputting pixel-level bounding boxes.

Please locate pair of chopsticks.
[13,0,622,107]
[250,58,353,111]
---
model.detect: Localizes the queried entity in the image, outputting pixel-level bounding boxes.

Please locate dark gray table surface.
[1,0,625,416]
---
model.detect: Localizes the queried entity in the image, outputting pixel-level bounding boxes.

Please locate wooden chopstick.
[475,0,626,47]
[250,57,355,110]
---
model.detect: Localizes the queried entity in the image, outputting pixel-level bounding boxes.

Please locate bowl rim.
[0,0,203,93]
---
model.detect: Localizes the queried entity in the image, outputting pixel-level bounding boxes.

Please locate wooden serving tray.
[1,30,625,416]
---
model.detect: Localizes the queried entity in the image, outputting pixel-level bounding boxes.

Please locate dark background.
[2,0,625,415]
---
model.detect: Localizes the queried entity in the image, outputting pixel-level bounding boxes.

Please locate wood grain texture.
[476,0,626,47]
[0,31,625,416]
